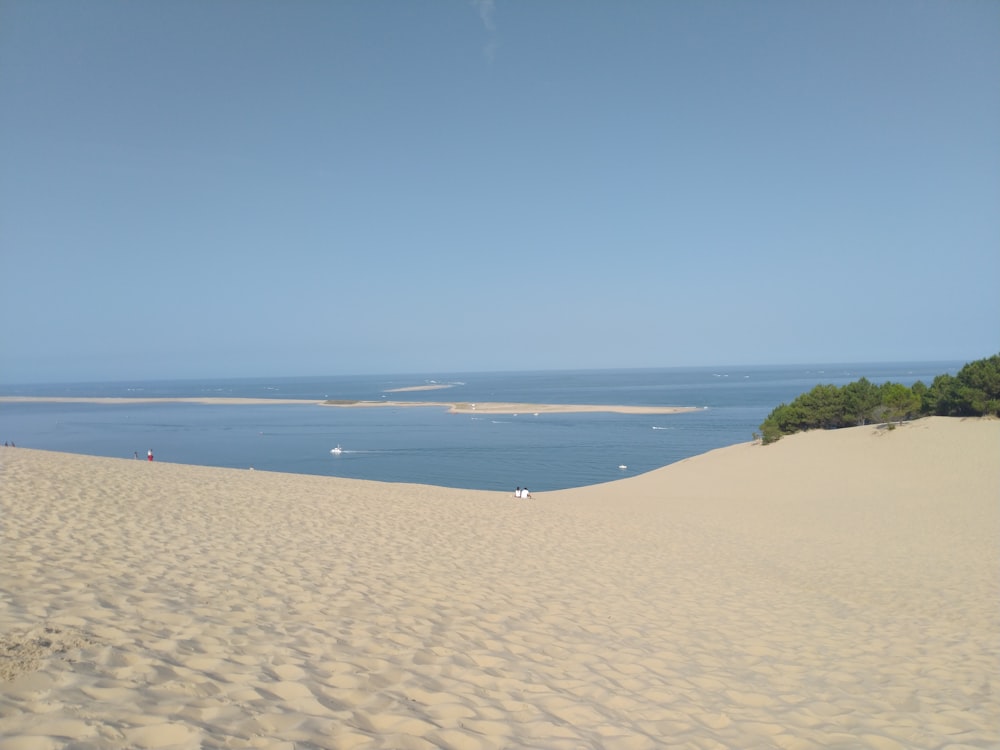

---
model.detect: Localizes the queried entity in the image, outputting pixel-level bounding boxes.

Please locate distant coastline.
[0,395,699,416]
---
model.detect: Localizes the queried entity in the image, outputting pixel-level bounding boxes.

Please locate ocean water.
[0,362,962,490]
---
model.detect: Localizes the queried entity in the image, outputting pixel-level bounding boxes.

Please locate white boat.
[618,464,627,470]
[330,445,343,455]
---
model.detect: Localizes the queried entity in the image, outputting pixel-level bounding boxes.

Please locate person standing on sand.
[147,449,153,462]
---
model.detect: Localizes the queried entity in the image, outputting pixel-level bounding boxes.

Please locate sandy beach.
[1,416,997,749]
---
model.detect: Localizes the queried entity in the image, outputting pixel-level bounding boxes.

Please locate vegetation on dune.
[758,354,1000,444]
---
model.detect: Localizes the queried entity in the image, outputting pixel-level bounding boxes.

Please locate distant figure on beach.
[515,487,521,498]
[514,487,531,499]
[134,451,139,459]
[147,449,154,462]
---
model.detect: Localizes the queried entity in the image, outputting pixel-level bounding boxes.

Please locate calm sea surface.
[0,362,961,490]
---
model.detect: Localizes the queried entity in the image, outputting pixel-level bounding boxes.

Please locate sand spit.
[0,396,698,415]
[1,417,997,749]
[443,403,699,415]
[0,397,320,406]
[325,401,700,415]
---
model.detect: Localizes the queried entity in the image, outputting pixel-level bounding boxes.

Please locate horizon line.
[0,356,979,389]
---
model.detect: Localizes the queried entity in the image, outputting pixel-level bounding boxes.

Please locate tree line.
[758,354,1000,445]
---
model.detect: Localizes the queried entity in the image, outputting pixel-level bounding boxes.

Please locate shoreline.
[0,395,701,415]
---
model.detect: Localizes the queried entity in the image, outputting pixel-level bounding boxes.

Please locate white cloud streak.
[472,0,495,31]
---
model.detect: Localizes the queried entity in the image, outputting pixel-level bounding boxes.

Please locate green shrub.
[757,354,998,443]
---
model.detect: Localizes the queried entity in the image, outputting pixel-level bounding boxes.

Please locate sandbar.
[0,396,320,405]
[324,400,701,415]
[0,395,700,415]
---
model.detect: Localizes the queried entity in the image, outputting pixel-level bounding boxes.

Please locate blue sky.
[1,0,997,383]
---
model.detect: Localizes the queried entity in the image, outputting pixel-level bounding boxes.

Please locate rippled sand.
[1,417,997,749]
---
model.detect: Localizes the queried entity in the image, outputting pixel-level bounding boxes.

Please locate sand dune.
[1,417,997,749]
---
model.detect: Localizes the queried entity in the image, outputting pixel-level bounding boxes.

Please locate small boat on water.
[330,445,343,455]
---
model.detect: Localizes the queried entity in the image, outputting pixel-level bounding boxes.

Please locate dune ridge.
[1,417,997,749]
